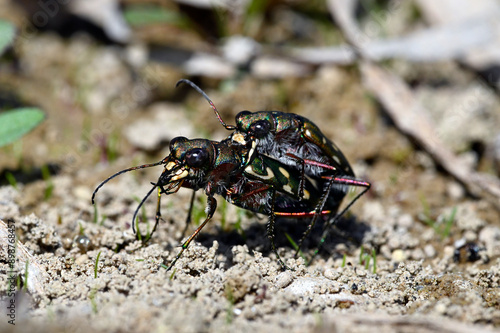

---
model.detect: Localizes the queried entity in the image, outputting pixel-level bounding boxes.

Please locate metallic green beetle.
[92,136,333,270]
[177,79,371,255]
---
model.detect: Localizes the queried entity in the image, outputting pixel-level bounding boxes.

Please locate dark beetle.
[177,79,371,253]
[232,110,354,176]
[93,136,333,270]
[176,80,355,177]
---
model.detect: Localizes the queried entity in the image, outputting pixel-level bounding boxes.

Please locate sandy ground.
[1,132,499,332]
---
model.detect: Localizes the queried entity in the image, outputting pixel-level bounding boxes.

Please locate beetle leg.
[181,191,196,239]
[140,180,184,242]
[309,176,371,264]
[285,152,337,173]
[294,176,335,258]
[285,152,334,202]
[232,183,271,201]
[274,210,332,217]
[267,190,291,271]
[146,186,163,242]
[165,195,217,271]
[293,156,306,201]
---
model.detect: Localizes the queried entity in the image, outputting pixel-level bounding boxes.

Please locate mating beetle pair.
[92,80,370,271]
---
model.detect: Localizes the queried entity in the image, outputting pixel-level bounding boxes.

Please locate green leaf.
[0,108,45,147]
[0,19,16,55]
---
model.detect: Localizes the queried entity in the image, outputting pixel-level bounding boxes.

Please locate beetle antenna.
[131,183,157,234]
[92,160,165,204]
[176,79,236,131]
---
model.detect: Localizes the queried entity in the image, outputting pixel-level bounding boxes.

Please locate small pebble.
[435,302,447,314]
[222,36,261,65]
[464,230,477,242]
[392,249,407,262]
[275,271,294,289]
[397,213,413,228]
[73,186,92,201]
[74,254,89,266]
[324,268,340,281]
[388,237,401,250]
[411,248,425,260]
[424,244,436,258]
[446,181,465,200]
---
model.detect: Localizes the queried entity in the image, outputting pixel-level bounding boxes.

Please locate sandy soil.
[1,174,499,333]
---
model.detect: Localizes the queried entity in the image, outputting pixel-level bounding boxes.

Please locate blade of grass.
[94,251,102,278]
[225,284,235,324]
[169,267,177,280]
[371,249,377,274]
[359,245,365,265]
[364,254,371,270]
[442,207,457,238]
[124,5,190,27]
[41,165,53,200]
[106,131,120,162]
[5,171,17,189]
[23,260,29,292]
[284,232,306,262]
[89,288,98,314]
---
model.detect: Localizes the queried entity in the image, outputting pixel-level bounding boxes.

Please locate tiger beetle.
[177,79,371,258]
[92,135,334,270]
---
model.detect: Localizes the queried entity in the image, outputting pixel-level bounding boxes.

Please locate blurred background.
[1,0,500,263]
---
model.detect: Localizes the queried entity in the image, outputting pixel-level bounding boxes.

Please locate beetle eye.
[250,120,271,138]
[185,148,209,168]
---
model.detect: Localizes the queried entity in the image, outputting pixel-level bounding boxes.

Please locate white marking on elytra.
[283,184,294,195]
[245,165,275,180]
[279,167,290,180]
[333,155,342,165]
